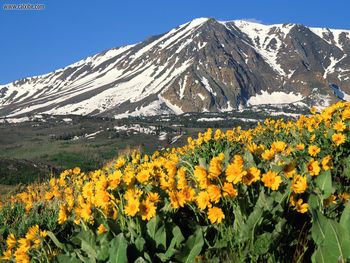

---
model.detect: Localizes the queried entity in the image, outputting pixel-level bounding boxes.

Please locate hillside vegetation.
[1,102,350,262]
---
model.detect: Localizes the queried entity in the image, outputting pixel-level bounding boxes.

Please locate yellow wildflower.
[291,175,307,194]
[58,205,68,225]
[321,155,332,171]
[222,183,237,198]
[124,198,140,217]
[196,191,211,210]
[72,167,81,175]
[307,159,321,176]
[139,200,156,221]
[207,185,221,204]
[324,195,337,207]
[194,166,209,189]
[332,133,346,146]
[333,120,346,132]
[295,143,305,151]
[308,145,320,157]
[295,199,308,213]
[271,141,286,153]
[242,167,260,185]
[225,161,246,184]
[262,149,275,160]
[208,153,225,178]
[6,233,16,250]
[97,224,108,234]
[261,171,282,191]
[207,207,225,224]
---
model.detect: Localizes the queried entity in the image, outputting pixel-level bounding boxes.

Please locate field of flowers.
[1,102,350,262]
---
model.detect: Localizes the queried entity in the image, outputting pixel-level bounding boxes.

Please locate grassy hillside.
[0,103,349,262]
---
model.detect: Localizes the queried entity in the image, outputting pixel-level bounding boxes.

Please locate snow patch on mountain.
[323,55,347,79]
[201,77,217,96]
[230,20,293,77]
[247,91,303,105]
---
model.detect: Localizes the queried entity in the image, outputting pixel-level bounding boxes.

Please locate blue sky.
[1,0,350,84]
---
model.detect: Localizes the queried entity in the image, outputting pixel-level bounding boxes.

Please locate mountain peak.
[0,18,350,118]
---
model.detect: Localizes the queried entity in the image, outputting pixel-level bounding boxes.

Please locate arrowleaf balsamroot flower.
[242,167,261,185]
[196,191,211,210]
[225,157,246,184]
[332,133,346,146]
[295,199,308,213]
[97,224,108,234]
[307,159,321,176]
[124,198,140,217]
[291,175,307,194]
[207,207,225,224]
[261,171,282,191]
[271,141,286,153]
[321,155,332,171]
[139,200,156,220]
[308,145,320,157]
[333,120,346,132]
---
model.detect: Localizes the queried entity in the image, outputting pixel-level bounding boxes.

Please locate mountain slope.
[1,18,350,118]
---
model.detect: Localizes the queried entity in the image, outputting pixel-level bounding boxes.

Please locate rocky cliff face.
[1,18,350,118]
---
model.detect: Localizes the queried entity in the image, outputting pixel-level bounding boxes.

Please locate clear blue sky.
[1,0,350,84]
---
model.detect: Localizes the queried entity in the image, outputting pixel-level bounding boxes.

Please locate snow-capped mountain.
[1,18,350,118]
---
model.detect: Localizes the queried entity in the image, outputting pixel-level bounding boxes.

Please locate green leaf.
[244,150,256,167]
[108,233,128,263]
[315,170,332,199]
[340,201,350,230]
[147,215,160,240]
[155,224,166,250]
[56,254,81,263]
[164,226,185,258]
[134,257,148,263]
[323,221,350,262]
[253,233,272,255]
[311,248,327,263]
[308,193,320,210]
[47,231,66,250]
[81,239,97,259]
[310,209,327,245]
[96,235,109,261]
[135,237,146,252]
[175,228,204,263]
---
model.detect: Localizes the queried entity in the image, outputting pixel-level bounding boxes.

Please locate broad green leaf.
[213,238,228,249]
[134,257,148,263]
[253,233,272,255]
[175,228,204,263]
[340,201,350,230]
[108,233,128,263]
[308,193,320,210]
[156,252,169,262]
[315,170,332,199]
[155,224,166,250]
[47,231,66,250]
[81,239,97,259]
[147,215,160,240]
[311,248,327,263]
[310,209,327,245]
[56,254,81,263]
[143,252,152,262]
[97,234,110,261]
[323,221,350,262]
[244,150,256,166]
[165,226,185,258]
[135,237,146,252]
